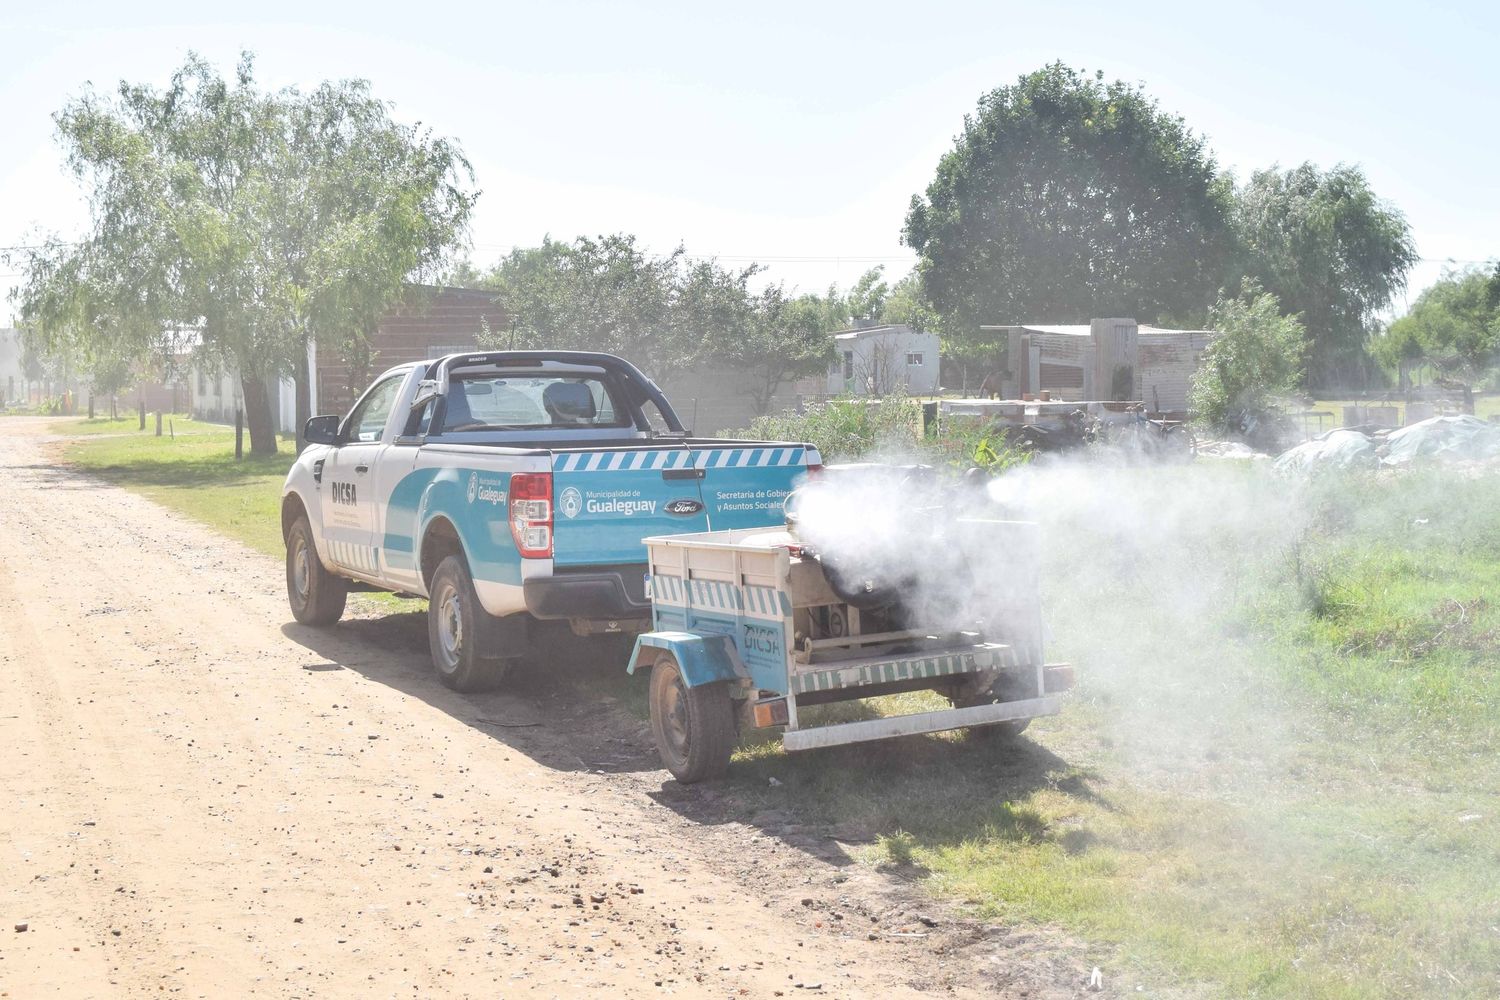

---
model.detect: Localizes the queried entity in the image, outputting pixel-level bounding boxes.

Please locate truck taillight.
[803,463,824,479]
[509,472,553,559]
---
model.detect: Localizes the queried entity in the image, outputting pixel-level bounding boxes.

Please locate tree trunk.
[240,374,278,455]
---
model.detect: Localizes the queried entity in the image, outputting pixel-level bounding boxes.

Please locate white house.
[826,323,941,396]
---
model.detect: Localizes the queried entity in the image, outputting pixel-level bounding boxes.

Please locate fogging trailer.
[626,522,1072,782]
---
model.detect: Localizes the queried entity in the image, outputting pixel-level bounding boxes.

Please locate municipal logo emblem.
[466,471,478,504]
[559,486,583,519]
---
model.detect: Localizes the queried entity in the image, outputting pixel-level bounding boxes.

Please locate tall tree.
[844,266,889,325]
[482,235,683,372]
[1233,163,1416,389]
[879,268,937,333]
[1373,267,1498,401]
[698,284,832,415]
[15,52,474,454]
[903,63,1234,344]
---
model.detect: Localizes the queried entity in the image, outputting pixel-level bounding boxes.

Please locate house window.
[842,351,854,381]
[906,352,924,367]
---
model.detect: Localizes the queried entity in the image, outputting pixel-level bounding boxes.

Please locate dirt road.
[0,418,1091,998]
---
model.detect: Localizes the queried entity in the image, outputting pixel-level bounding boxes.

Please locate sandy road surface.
[0,418,1092,998]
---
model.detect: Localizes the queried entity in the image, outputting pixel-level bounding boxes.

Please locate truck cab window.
[345,376,403,443]
[439,374,630,432]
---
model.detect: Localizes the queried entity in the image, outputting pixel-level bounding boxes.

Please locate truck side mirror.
[303,414,341,446]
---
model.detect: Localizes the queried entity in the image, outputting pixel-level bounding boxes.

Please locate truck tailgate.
[550,443,813,566]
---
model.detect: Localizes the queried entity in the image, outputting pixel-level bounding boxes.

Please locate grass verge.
[56,416,295,556]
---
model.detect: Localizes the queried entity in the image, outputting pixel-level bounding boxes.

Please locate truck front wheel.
[286,516,348,626]
[428,555,511,692]
[649,654,735,783]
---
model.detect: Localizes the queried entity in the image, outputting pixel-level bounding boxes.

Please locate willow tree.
[16,52,475,453]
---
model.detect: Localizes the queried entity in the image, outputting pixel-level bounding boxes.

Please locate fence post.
[155,411,163,437]
[235,408,244,461]
[138,399,146,431]
[88,395,95,420]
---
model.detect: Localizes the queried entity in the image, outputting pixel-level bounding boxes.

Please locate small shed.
[826,324,940,396]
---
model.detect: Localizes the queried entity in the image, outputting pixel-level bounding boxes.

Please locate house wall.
[827,327,940,395]
[315,285,506,416]
[656,366,808,436]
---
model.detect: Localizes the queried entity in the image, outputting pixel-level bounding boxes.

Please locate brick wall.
[316,285,506,415]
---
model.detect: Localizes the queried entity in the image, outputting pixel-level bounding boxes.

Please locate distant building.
[825,323,941,396]
[979,319,1213,414]
[0,327,92,407]
[0,328,23,404]
[189,285,507,431]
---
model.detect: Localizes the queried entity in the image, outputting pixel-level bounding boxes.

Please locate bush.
[733,390,1028,473]
[1189,282,1307,434]
[735,392,923,463]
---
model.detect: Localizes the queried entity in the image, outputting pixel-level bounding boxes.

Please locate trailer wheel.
[286,516,348,626]
[649,654,735,783]
[428,555,511,692]
[966,718,1031,741]
[952,677,1031,741]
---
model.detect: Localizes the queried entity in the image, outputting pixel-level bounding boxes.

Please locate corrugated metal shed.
[1136,327,1213,413]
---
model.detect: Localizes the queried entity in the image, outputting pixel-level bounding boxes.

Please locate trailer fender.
[627,632,745,688]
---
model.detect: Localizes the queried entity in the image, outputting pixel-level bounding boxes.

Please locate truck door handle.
[662,467,704,480]
[355,465,370,474]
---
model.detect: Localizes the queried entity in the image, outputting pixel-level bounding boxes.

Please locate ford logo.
[665,498,704,516]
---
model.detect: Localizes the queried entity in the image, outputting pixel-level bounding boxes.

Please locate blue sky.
[2,0,1496,318]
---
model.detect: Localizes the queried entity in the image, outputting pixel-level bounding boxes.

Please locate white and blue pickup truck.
[281,351,820,691]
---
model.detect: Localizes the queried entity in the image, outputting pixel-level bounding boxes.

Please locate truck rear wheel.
[428,555,511,692]
[649,654,735,784]
[286,516,348,626]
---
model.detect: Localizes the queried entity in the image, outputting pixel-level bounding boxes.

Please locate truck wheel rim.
[662,673,690,761]
[437,584,463,667]
[292,537,311,603]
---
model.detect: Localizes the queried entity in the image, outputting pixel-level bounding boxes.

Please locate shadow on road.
[282,607,1089,870]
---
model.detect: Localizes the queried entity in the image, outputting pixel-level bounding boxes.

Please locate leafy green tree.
[1373,267,1498,400]
[880,269,937,333]
[844,266,889,325]
[1189,283,1308,431]
[1233,163,1416,389]
[903,63,1234,344]
[719,287,832,415]
[482,235,683,371]
[483,237,834,414]
[15,52,474,453]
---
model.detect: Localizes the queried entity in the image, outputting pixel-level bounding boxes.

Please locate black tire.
[952,674,1032,741]
[286,516,348,626]
[428,554,511,692]
[648,654,735,783]
[966,718,1031,741]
